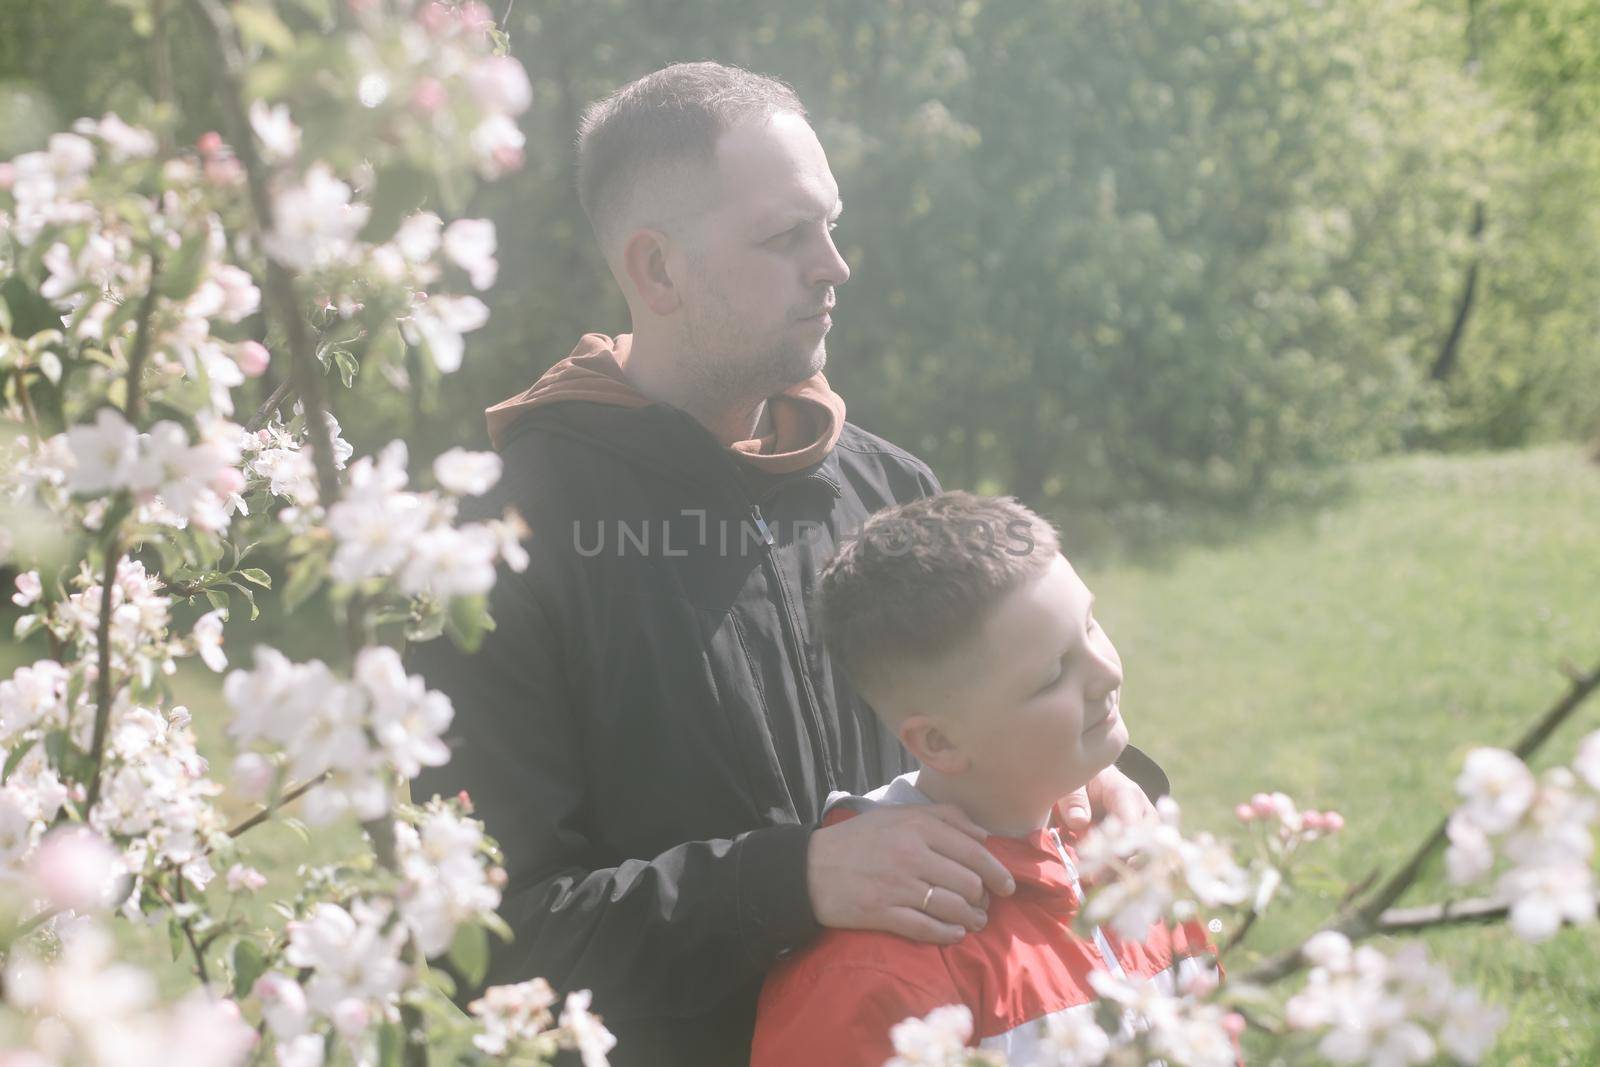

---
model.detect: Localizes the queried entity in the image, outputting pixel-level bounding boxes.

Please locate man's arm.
[406,565,816,1020]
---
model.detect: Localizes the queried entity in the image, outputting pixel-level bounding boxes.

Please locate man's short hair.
[575,61,806,254]
[816,491,1061,705]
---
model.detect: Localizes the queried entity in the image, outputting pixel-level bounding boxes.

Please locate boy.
[750,491,1213,1066]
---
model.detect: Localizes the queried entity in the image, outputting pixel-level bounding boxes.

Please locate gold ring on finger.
[920,885,936,913]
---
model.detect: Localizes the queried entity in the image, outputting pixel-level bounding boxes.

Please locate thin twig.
[161,878,212,987]
[1239,658,1600,986]
[225,772,328,838]
[187,0,341,508]
[245,378,295,433]
[1374,891,1600,934]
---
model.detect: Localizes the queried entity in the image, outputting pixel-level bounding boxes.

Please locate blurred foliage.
[3,0,1598,548]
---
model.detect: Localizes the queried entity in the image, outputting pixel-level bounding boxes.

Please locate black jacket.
[408,398,1167,1065]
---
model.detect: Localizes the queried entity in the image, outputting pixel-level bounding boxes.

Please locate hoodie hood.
[485,333,847,475]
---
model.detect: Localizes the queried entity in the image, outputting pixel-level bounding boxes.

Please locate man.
[409,61,1164,1065]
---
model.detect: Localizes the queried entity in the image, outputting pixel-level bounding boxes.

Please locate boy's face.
[906,553,1128,825]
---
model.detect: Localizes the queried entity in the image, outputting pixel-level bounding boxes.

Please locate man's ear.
[620,228,680,316]
[899,713,971,776]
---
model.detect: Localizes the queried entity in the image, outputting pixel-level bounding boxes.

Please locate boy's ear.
[898,713,971,775]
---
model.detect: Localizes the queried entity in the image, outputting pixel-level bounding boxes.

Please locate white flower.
[253,971,310,1039]
[354,645,452,778]
[275,1033,325,1067]
[12,570,41,607]
[249,100,301,163]
[433,447,502,495]
[206,264,262,322]
[400,524,498,598]
[1444,812,1495,885]
[1572,729,1600,792]
[443,218,498,289]
[394,211,442,263]
[284,901,409,1010]
[1037,1008,1111,1067]
[1454,748,1535,835]
[226,863,267,893]
[28,827,124,912]
[65,407,141,494]
[404,293,489,372]
[193,609,228,672]
[230,751,276,801]
[470,114,525,179]
[0,659,70,737]
[886,1004,972,1067]
[1438,987,1508,1064]
[470,978,557,1055]
[263,164,370,272]
[465,56,532,116]
[48,131,96,178]
[1499,863,1596,942]
[559,990,616,1067]
[73,112,158,160]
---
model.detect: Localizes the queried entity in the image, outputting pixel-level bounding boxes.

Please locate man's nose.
[807,231,851,288]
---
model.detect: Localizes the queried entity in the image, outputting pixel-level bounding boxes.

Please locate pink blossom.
[235,340,272,377]
[12,570,41,607]
[29,826,123,912]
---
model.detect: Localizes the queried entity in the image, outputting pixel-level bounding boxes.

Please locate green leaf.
[233,4,296,53]
[279,816,310,846]
[236,567,272,588]
[204,589,230,616]
[377,1020,404,1067]
[444,595,493,654]
[447,922,489,989]
[156,228,209,302]
[282,554,328,613]
[3,737,39,783]
[227,581,260,621]
[168,917,185,962]
[331,347,358,388]
[231,938,267,999]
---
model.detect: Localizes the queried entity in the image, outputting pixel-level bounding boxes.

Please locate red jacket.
[751,775,1215,1066]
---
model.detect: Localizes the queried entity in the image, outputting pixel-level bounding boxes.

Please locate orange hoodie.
[484,333,847,475]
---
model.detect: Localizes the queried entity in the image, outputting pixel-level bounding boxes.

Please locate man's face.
[932,554,1129,818]
[670,111,850,399]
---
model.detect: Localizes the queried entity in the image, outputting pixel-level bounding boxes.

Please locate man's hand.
[1055,762,1157,836]
[807,806,1017,944]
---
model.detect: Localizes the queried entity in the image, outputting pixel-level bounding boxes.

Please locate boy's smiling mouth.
[1083,689,1121,735]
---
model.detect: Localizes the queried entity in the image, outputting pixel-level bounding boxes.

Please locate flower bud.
[235,340,271,378]
[1233,803,1254,823]
[231,752,275,802]
[411,78,447,116]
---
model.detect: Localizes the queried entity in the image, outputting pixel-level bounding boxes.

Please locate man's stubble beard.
[679,283,826,409]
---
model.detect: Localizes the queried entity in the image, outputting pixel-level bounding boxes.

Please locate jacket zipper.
[751,503,838,793]
[1050,828,1129,982]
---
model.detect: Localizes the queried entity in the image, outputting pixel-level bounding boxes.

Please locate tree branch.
[244,378,294,434]
[224,772,329,839]
[1238,658,1600,985]
[186,0,341,509]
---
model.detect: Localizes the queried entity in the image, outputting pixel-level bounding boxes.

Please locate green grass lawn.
[5,444,1598,1062]
[1087,445,1600,1065]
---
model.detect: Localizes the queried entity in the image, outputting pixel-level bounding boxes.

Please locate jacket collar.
[823,773,1084,903]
